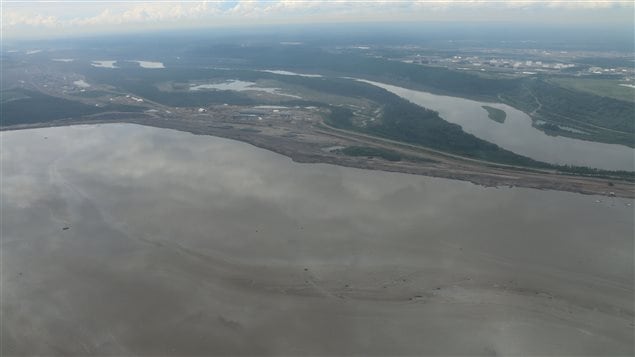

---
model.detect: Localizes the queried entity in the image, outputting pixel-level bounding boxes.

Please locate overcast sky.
[2,1,634,39]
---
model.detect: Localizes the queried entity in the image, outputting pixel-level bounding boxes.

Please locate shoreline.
[2,117,634,199]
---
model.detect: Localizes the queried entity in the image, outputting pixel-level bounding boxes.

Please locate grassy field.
[548,78,635,103]
[0,89,145,126]
[482,105,507,123]
[341,146,402,161]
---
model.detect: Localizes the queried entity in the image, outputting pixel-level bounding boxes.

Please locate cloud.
[3,1,219,29]
[68,3,216,27]
[410,0,629,10]
[2,0,633,37]
[5,12,60,28]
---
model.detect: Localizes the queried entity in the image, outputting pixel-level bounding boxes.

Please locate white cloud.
[67,2,220,26]
[410,0,629,9]
[2,0,633,38]
[5,12,60,28]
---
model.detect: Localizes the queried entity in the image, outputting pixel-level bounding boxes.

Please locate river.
[359,79,635,171]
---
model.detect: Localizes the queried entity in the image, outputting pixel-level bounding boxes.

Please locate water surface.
[131,60,165,69]
[91,60,118,68]
[190,79,301,98]
[1,124,633,356]
[262,69,323,77]
[360,80,634,171]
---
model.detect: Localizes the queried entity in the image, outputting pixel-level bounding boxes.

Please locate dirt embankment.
[2,114,633,199]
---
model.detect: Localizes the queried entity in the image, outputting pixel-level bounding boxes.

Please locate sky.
[2,0,634,39]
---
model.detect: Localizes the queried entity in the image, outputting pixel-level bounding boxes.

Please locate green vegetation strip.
[0,89,144,126]
[482,105,506,123]
[341,146,402,161]
[213,45,633,146]
[548,78,635,103]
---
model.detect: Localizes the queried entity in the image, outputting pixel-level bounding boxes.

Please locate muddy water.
[360,79,635,171]
[1,124,633,356]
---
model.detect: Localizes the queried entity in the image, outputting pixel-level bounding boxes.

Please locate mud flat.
[1,124,633,356]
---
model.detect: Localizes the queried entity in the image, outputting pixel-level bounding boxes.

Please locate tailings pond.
[2,124,633,355]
